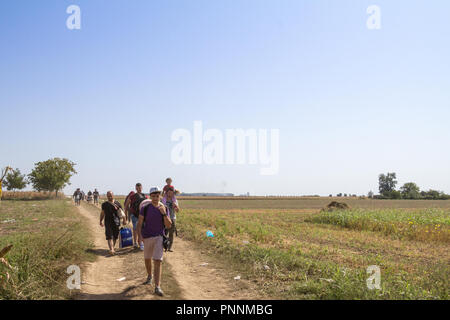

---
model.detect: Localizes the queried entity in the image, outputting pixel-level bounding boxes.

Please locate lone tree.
[400,182,421,199]
[4,168,28,192]
[28,158,77,197]
[378,172,398,197]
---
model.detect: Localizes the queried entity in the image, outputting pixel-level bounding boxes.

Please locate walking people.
[162,187,179,252]
[100,191,126,256]
[137,187,172,296]
[124,183,147,250]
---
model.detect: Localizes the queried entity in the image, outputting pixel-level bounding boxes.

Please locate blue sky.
[1,0,449,196]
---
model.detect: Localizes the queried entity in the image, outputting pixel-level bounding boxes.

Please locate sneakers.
[154,286,164,296]
[143,276,152,285]
[140,243,145,251]
[133,243,139,249]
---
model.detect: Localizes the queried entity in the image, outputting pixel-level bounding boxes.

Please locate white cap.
[149,187,161,194]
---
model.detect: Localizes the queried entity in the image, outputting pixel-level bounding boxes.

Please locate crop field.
[1,191,65,201]
[176,198,450,299]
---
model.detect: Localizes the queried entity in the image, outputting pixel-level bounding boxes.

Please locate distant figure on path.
[137,187,172,296]
[87,190,93,203]
[93,189,99,205]
[100,191,126,256]
[73,188,82,206]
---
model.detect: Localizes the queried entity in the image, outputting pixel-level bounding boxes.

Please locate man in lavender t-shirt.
[137,187,172,296]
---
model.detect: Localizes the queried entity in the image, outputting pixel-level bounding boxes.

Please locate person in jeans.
[162,187,179,252]
[124,183,147,250]
[137,187,172,296]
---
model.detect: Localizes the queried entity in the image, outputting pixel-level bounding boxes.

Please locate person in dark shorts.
[93,189,99,205]
[73,188,82,206]
[100,191,126,255]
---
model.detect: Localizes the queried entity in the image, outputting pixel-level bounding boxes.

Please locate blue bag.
[119,227,133,248]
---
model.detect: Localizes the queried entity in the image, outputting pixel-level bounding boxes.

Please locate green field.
[176,198,450,299]
[0,199,94,300]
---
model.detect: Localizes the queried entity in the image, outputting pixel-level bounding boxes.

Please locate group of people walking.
[97,177,180,297]
[72,188,99,205]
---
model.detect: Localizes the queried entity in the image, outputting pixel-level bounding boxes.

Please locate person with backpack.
[100,191,126,256]
[161,186,179,252]
[73,188,82,206]
[124,183,147,250]
[137,187,172,296]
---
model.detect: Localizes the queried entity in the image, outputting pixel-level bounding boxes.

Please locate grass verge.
[0,199,94,299]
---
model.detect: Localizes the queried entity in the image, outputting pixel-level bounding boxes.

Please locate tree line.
[374,172,450,200]
[328,172,449,200]
[1,158,76,197]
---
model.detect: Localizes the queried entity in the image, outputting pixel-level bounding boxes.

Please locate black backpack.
[143,204,171,251]
[131,193,147,217]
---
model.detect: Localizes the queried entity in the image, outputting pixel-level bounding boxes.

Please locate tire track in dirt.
[76,202,262,300]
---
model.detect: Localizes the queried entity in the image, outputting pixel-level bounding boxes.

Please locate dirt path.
[76,202,261,300]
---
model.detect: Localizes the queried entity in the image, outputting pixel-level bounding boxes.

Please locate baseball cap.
[149,187,161,194]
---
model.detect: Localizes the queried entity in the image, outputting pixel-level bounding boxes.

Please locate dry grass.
[1,191,65,201]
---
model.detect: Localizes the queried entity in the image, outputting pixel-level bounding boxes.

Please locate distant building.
[180,192,234,197]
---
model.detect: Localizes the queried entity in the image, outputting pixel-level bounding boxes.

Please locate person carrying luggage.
[100,191,126,256]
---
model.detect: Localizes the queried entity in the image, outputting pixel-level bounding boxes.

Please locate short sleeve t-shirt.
[101,200,123,226]
[140,203,169,238]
